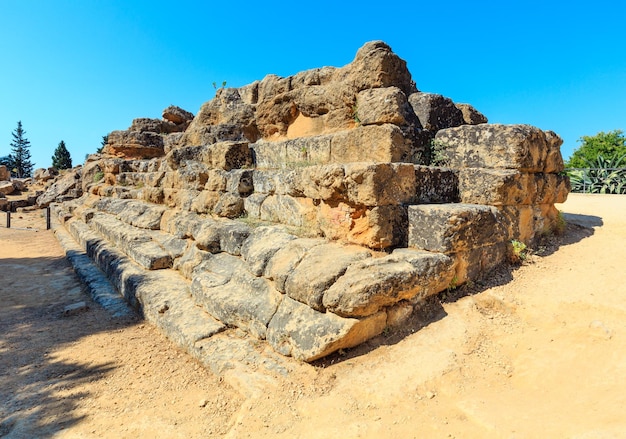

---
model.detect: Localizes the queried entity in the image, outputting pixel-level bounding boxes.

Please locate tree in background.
[52,140,72,170]
[97,134,109,154]
[9,121,34,177]
[566,130,626,168]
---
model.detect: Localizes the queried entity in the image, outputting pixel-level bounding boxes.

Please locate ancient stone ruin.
[48,41,569,365]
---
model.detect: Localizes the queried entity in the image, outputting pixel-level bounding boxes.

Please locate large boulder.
[0,180,14,195]
[37,168,83,207]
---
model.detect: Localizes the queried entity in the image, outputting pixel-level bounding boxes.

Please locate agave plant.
[568,154,626,194]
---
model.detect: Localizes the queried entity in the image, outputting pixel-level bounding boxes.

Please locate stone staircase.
[52,123,568,371]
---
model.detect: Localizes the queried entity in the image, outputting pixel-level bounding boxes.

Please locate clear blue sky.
[1,0,624,170]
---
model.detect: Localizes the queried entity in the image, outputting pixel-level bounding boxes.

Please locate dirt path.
[2,193,626,438]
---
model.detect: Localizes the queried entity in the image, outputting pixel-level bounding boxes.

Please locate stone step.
[53,206,293,396]
[407,203,511,283]
[57,195,461,363]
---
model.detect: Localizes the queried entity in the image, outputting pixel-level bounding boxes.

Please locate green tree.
[9,121,34,178]
[567,130,626,168]
[51,140,72,170]
[96,134,109,154]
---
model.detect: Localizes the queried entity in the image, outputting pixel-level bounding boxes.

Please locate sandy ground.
[1,193,626,438]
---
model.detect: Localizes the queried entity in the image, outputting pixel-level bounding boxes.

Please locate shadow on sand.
[0,255,138,439]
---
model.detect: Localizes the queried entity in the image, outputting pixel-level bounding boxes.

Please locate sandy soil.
[1,193,626,438]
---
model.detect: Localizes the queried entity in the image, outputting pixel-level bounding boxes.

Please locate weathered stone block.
[455,242,509,284]
[241,226,297,276]
[434,124,562,172]
[343,162,416,206]
[457,169,570,206]
[324,250,455,317]
[214,193,244,218]
[284,243,371,311]
[259,194,316,228]
[356,86,412,126]
[408,92,464,132]
[408,204,507,253]
[300,164,345,201]
[330,124,409,163]
[267,296,387,362]
[174,245,212,279]
[160,210,203,239]
[218,221,252,256]
[243,193,268,219]
[190,190,221,214]
[413,165,459,204]
[347,205,407,249]
[264,238,326,292]
[191,253,282,339]
[499,204,562,243]
[455,103,488,125]
[105,130,165,159]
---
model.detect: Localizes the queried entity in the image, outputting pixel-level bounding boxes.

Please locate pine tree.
[9,121,34,178]
[52,140,73,170]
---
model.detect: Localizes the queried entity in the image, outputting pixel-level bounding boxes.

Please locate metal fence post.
[46,206,51,230]
[6,211,10,228]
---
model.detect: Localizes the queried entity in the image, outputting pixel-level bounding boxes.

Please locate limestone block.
[204,141,253,171]
[190,190,221,214]
[264,238,326,292]
[259,194,316,227]
[434,124,562,172]
[214,193,244,218]
[499,204,562,243]
[141,187,164,204]
[408,204,507,253]
[455,103,488,125]
[324,250,455,317]
[454,242,509,284]
[413,165,459,204]
[284,243,371,311]
[329,124,409,163]
[241,226,297,276]
[544,130,565,173]
[267,296,387,362]
[89,214,172,270]
[105,130,164,159]
[191,253,282,339]
[457,169,570,206]
[174,245,213,279]
[162,105,194,125]
[217,221,251,256]
[356,86,412,126]
[124,202,167,230]
[408,92,464,132]
[284,136,331,165]
[243,193,268,219]
[343,162,417,206]
[300,164,346,201]
[205,169,228,192]
[251,136,332,169]
[151,234,188,260]
[347,205,407,249]
[225,169,254,196]
[160,210,203,239]
[345,41,415,95]
[194,220,222,253]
